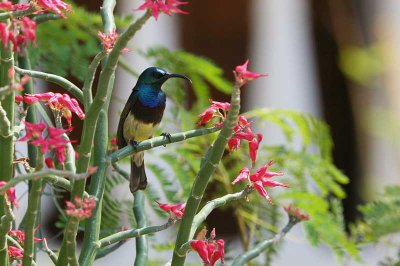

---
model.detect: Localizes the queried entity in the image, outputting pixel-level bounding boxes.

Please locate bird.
[117,67,190,193]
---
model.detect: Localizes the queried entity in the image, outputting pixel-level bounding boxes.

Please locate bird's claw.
[161,132,172,147]
[129,140,139,151]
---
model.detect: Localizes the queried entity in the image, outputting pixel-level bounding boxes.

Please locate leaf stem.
[133,191,147,266]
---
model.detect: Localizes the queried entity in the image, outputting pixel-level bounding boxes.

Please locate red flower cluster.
[0,17,36,53]
[284,205,310,222]
[234,59,268,86]
[198,100,263,165]
[198,99,230,126]
[135,0,189,20]
[232,161,288,203]
[65,195,96,221]
[229,115,263,166]
[35,0,71,18]
[191,228,225,266]
[0,181,18,207]
[0,1,30,11]
[156,201,185,219]
[8,228,44,246]
[19,122,70,163]
[8,245,23,260]
[19,92,85,131]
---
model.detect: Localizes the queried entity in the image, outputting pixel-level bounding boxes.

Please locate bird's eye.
[153,71,164,79]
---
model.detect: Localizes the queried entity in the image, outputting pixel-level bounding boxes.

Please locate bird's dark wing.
[117,89,138,149]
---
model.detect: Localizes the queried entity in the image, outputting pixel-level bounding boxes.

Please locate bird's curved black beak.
[165,73,192,83]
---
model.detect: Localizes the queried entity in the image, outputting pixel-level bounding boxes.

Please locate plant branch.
[14,66,83,103]
[172,82,242,265]
[189,187,253,240]
[22,152,44,266]
[231,216,299,266]
[32,13,61,23]
[0,102,11,138]
[0,198,14,266]
[98,219,176,248]
[133,191,147,266]
[109,126,221,163]
[0,6,37,20]
[0,170,90,194]
[82,51,107,110]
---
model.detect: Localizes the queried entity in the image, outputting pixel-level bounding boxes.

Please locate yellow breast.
[123,113,159,142]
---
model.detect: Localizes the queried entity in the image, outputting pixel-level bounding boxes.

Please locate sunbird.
[117,67,190,193]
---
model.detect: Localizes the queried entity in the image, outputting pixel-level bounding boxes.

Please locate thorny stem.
[0,6,37,21]
[171,82,242,265]
[22,152,44,266]
[0,196,14,266]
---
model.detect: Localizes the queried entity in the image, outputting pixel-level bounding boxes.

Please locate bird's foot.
[161,132,172,147]
[129,140,139,151]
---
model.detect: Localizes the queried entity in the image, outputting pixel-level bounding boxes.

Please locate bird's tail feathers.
[130,152,147,193]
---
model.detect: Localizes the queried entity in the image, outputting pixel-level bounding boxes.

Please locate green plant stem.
[0,6,37,20]
[189,187,252,241]
[43,239,58,265]
[0,198,14,266]
[171,83,241,265]
[95,241,127,260]
[0,40,14,223]
[175,187,253,257]
[22,152,44,266]
[65,218,79,266]
[79,110,109,265]
[231,217,298,266]
[60,12,152,265]
[32,13,61,23]
[109,126,221,163]
[79,2,116,264]
[18,52,38,167]
[14,66,83,103]
[82,51,106,110]
[99,219,176,248]
[0,170,89,194]
[134,191,147,266]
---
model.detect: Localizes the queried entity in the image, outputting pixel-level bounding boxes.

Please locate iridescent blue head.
[135,67,190,108]
[136,67,191,88]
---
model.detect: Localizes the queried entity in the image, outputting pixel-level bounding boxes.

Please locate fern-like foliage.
[351,185,400,243]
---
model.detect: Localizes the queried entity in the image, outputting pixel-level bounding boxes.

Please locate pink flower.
[15,95,24,103]
[19,123,70,163]
[98,30,120,52]
[8,245,23,260]
[0,181,18,207]
[232,167,250,185]
[248,133,263,166]
[0,1,31,11]
[156,201,186,219]
[135,0,189,21]
[23,95,39,104]
[2,17,37,52]
[190,228,225,266]
[19,121,46,141]
[234,59,268,86]
[198,106,217,126]
[8,228,44,245]
[228,137,240,151]
[65,196,96,221]
[45,157,55,168]
[35,0,71,18]
[232,161,287,204]
[284,205,310,222]
[24,92,85,131]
